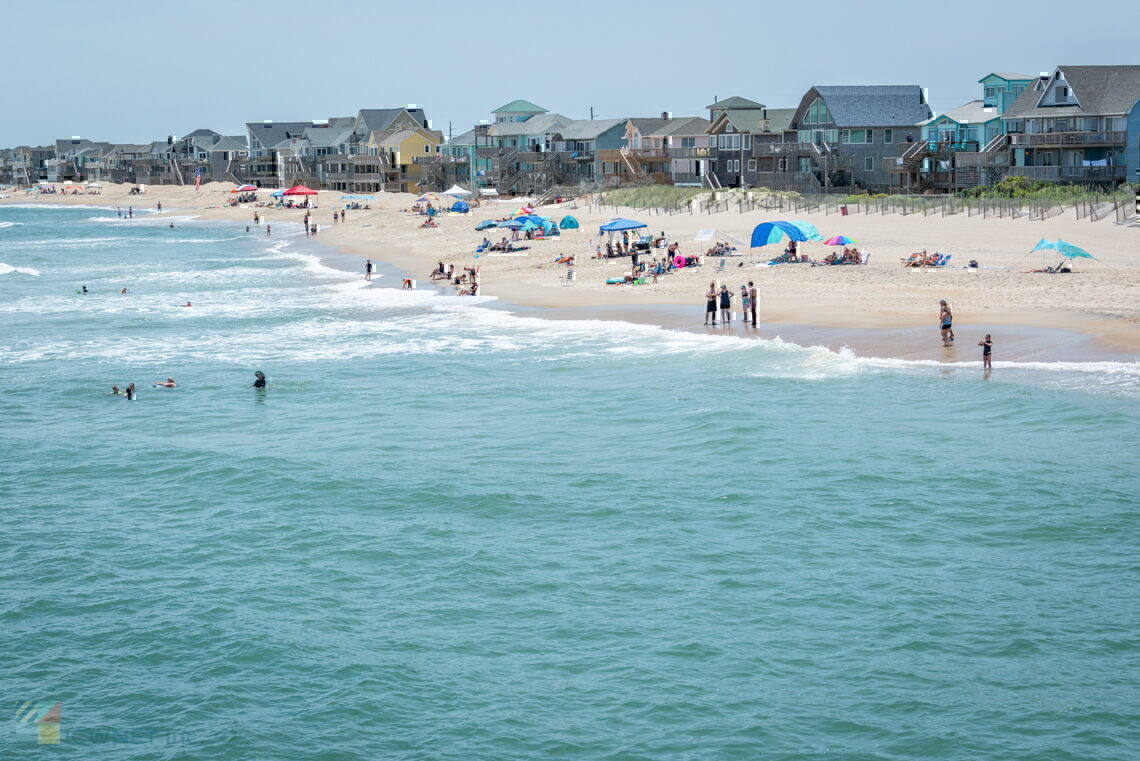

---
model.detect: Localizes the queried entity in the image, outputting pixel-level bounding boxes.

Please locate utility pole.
[589,107,594,121]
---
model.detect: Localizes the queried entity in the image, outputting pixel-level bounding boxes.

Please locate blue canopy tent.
[599,218,647,233]
[559,215,580,230]
[475,219,498,231]
[1030,238,1096,271]
[451,201,470,213]
[517,220,538,231]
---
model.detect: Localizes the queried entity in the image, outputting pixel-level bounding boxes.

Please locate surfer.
[181,302,192,307]
[154,377,177,388]
[252,371,266,389]
[81,285,89,295]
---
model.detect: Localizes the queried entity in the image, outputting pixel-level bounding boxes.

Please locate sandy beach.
[5,183,1138,360]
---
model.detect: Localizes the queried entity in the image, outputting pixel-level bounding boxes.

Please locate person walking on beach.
[979,334,993,369]
[748,281,758,326]
[719,284,733,324]
[254,212,260,225]
[365,259,373,281]
[939,299,954,346]
[705,282,718,326]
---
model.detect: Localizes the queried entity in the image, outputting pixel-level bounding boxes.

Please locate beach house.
[553,118,626,187]
[705,98,796,189]
[1001,65,1140,187]
[611,115,713,187]
[886,73,1035,193]
[785,86,932,192]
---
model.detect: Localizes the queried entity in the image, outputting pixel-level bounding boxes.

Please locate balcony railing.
[670,172,706,185]
[1008,131,1125,147]
[1005,165,1125,181]
[412,155,468,165]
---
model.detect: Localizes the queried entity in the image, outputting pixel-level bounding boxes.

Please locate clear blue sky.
[6,0,1133,146]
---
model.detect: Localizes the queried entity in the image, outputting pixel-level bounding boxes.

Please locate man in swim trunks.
[365,259,373,281]
[748,281,758,326]
[705,282,718,326]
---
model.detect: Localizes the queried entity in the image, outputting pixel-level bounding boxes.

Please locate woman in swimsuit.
[939,299,954,346]
[718,285,733,324]
[978,334,993,369]
[740,285,750,322]
[705,282,718,326]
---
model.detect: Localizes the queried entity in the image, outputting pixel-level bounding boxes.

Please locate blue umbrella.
[270,190,284,197]
[475,219,498,231]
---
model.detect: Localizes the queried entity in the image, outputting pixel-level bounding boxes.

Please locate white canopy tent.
[444,184,472,196]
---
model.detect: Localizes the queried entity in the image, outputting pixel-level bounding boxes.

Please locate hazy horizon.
[6,0,1134,147]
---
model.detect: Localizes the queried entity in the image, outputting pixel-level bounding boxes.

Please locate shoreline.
[4,187,1138,364]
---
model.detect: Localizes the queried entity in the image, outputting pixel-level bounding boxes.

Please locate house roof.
[627,117,670,136]
[709,107,795,134]
[488,113,570,137]
[1002,65,1140,118]
[979,72,1036,82]
[246,121,316,150]
[370,127,441,148]
[808,86,932,127]
[183,128,220,138]
[210,135,248,152]
[493,99,547,114]
[357,108,425,132]
[706,96,765,110]
[921,100,1000,126]
[649,116,711,138]
[301,126,355,149]
[445,128,477,146]
[555,118,625,140]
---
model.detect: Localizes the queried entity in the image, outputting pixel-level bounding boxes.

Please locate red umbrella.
[283,185,318,196]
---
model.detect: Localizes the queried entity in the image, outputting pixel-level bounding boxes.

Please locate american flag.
[194,166,201,191]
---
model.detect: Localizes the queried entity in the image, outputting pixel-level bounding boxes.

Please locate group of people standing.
[938,299,993,368]
[705,281,758,327]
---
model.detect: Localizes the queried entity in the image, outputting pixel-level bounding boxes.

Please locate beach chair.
[562,267,575,286]
[936,254,951,267]
[860,251,870,265]
[718,258,727,272]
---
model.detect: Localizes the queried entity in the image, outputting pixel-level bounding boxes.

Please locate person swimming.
[153,377,177,388]
[111,386,123,395]
[81,285,89,294]
[124,386,135,400]
[252,371,266,389]
[181,302,192,307]
[120,288,129,294]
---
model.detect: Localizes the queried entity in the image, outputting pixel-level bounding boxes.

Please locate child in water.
[978,334,993,369]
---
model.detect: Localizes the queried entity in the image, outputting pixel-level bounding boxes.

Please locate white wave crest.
[0,262,41,276]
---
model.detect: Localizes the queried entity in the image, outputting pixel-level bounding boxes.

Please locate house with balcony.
[367,126,444,193]
[887,73,1036,193]
[553,118,625,187]
[614,115,713,186]
[1001,65,1140,187]
[53,138,112,181]
[705,98,796,189]
[478,104,571,194]
[787,85,932,192]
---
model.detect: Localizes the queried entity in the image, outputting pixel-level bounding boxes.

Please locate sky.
[5,0,1135,147]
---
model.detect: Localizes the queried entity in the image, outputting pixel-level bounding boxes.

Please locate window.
[747,159,756,171]
[884,129,893,144]
[681,137,695,148]
[864,156,874,171]
[984,87,997,99]
[1058,86,1069,98]
[842,129,872,144]
[743,134,751,150]
[804,97,833,125]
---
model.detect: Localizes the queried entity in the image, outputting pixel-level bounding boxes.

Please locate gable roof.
[706,96,765,110]
[649,116,711,138]
[627,117,670,136]
[357,108,420,132]
[1003,65,1140,118]
[444,128,477,147]
[807,86,932,127]
[209,135,248,152]
[709,107,795,134]
[921,100,1000,126]
[301,126,355,149]
[246,121,316,150]
[493,99,547,114]
[555,118,625,141]
[370,126,442,148]
[183,128,220,138]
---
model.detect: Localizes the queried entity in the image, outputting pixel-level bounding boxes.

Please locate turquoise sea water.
[2,205,1138,760]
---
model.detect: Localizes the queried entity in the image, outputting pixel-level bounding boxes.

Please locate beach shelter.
[444,184,472,196]
[694,229,746,247]
[340,194,375,200]
[85,181,102,187]
[232,184,257,192]
[823,235,857,246]
[450,201,470,213]
[559,215,580,230]
[599,218,647,233]
[283,185,317,196]
[749,220,822,248]
[1030,238,1096,270]
[517,220,538,231]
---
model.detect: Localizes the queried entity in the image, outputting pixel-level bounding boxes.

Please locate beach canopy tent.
[232,184,257,192]
[517,220,538,231]
[599,218,647,233]
[479,188,499,196]
[340,194,375,200]
[1030,238,1097,270]
[283,185,317,196]
[450,201,470,213]
[84,182,102,188]
[559,215,580,229]
[444,184,472,196]
[749,220,823,248]
[823,234,857,246]
[693,229,745,246]
[475,219,499,231]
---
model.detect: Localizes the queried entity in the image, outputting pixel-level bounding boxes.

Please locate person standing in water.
[157,201,162,212]
[111,386,123,396]
[128,206,133,218]
[718,284,733,324]
[252,371,266,389]
[705,282,718,326]
[125,386,135,400]
[979,334,993,369]
[939,299,955,346]
[365,259,373,281]
[266,224,271,237]
[748,281,758,327]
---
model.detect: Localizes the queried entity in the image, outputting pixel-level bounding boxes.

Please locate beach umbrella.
[232,184,257,192]
[475,219,498,231]
[283,185,317,196]
[559,215,579,230]
[1029,238,1096,270]
[512,205,535,216]
[270,190,284,197]
[823,234,857,246]
[415,193,439,203]
[517,220,538,231]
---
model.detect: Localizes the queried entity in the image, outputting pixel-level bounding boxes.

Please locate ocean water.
[2,205,1138,761]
